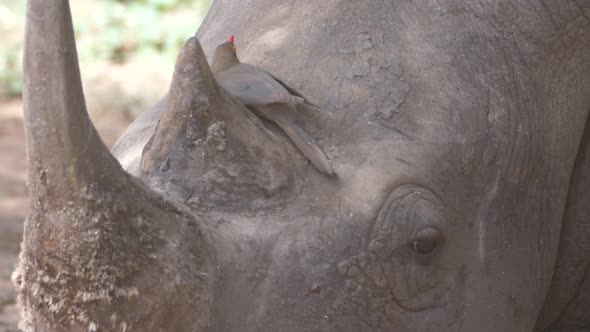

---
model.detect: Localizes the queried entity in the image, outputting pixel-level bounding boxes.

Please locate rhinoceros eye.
[410,227,442,255]
[370,185,449,262]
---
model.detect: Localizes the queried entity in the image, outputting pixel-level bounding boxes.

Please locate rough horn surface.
[140,37,299,211]
[14,1,215,331]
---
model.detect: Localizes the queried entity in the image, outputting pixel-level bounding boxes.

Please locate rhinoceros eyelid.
[409,227,443,256]
[369,184,450,253]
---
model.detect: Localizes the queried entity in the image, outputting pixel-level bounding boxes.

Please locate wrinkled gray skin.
[13,0,590,331]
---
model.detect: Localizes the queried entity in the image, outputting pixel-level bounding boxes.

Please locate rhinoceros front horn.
[14,1,215,331]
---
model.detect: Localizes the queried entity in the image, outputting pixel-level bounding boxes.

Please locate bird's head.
[211,35,240,72]
[217,35,236,55]
[228,35,237,54]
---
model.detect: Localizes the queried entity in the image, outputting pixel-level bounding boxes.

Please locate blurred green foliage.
[0,0,211,99]
[0,0,25,97]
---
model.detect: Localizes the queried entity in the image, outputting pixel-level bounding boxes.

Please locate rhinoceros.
[13,0,590,331]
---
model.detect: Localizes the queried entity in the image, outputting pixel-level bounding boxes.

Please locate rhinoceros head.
[13,0,590,331]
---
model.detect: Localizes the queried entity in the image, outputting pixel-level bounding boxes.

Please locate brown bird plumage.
[211,36,334,176]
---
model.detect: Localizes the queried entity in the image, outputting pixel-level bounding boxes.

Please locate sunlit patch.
[116,143,144,171]
[256,27,289,50]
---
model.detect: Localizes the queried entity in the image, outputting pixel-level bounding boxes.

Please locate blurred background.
[0,1,211,330]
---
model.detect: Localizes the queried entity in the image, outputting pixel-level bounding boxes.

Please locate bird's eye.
[409,227,441,255]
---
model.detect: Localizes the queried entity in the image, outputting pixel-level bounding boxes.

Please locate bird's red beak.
[228,35,235,43]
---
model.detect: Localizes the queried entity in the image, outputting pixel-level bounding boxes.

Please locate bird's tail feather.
[280,123,334,176]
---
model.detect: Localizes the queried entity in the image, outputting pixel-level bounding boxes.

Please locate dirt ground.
[0,100,25,331]
[0,99,127,331]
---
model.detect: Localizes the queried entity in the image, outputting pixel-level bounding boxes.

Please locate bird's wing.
[257,104,333,175]
[240,64,305,104]
[216,64,303,106]
[266,73,321,109]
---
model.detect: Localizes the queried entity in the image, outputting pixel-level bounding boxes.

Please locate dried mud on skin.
[0,100,124,331]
